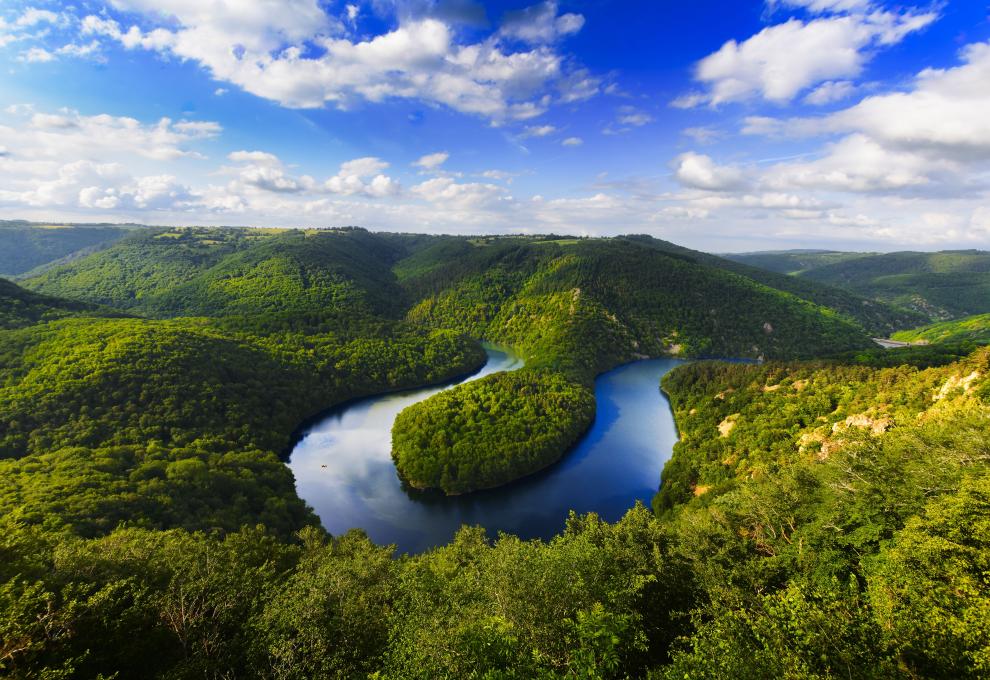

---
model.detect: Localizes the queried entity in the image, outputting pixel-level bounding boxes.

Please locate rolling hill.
[727,249,990,322]
[0,221,132,277]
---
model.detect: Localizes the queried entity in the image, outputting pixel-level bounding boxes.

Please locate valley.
[0,224,987,678]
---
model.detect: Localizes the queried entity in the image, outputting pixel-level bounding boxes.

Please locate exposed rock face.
[718,414,739,437]
[934,371,982,401]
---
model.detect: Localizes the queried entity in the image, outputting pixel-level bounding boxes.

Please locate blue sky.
[1,0,988,251]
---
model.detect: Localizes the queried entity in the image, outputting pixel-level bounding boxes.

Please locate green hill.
[725,249,875,275]
[729,249,990,322]
[653,345,990,678]
[0,221,131,276]
[21,229,888,496]
[892,313,990,345]
[0,278,114,329]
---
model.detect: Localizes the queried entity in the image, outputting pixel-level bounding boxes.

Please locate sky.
[0,0,989,252]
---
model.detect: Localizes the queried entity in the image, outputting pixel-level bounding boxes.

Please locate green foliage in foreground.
[3,346,989,678]
[892,312,990,346]
[651,347,990,678]
[392,371,595,494]
[1,505,690,680]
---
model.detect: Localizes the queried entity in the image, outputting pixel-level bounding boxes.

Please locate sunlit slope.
[893,313,990,345]
[25,227,412,320]
[403,237,875,371]
[731,248,990,322]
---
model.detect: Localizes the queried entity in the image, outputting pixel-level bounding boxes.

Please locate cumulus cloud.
[325,157,400,197]
[500,1,585,44]
[411,176,505,209]
[562,136,583,147]
[762,134,940,192]
[413,151,449,170]
[0,108,221,162]
[672,152,748,191]
[676,9,935,107]
[744,40,990,162]
[75,0,593,122]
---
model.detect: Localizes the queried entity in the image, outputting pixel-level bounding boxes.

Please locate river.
[289,344,683,553]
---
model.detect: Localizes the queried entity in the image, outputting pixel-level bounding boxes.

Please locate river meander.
[289,344,683,553]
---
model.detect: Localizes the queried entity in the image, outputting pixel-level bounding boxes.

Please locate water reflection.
[289,346,682,553]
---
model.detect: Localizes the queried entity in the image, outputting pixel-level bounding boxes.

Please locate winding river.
[289,345,683,553]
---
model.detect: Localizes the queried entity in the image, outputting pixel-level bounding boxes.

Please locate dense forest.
[728,248,990,322]
[1,224,987,677]
[0,222,131,277]
[892,313,990,346]
[19,227,894,494]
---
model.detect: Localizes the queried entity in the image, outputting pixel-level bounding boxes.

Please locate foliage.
[0,278,116,330]
[0,222,130,276]
[6,227,989,676]
[392,371,595,494]
[0,505,692,679]
[892,312,990,346]
[0,315,484,536]
[652,346,990,679]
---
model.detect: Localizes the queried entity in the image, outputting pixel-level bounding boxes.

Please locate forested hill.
[728,248,990,322]
[2,225,989,677]
[0,277,116,329]
[0,221,131,277]
[652,344,990,678]
[20,227,888,495]
[892,312,990,346]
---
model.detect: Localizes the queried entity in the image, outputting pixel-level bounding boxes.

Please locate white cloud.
[562,136,583,146]
[672,152,747,191]
[744,40,990,162]
[78,1,593,122]
[768,0,872,13]
[325,157,399,197]
[617,110,654,127]
[520,124,557,138]
[15,8,62,28]
[413,151,449,170]
[19,47,55,62]
[0,108,220,163]
[679,10,936,107]
[500,1,585,44]
[225,150,315,194]
[803,80,857,105]
[411,176,505,209]
[763,134,938,192]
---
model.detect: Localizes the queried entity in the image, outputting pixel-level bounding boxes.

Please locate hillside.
[625,237,925,335]
[729,249,990,322]
[0,278,115,329]
[893,313,990,346]
[18,229,885,496]
[653,345,990,677]
[0,222,131,276]
[391,236,877,493]
[3,334,987,677]
[725,249,875,275]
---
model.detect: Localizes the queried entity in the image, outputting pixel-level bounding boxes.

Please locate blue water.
[289,345,683,553]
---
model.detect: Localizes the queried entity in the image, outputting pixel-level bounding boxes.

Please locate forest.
[728,248,990,322]
[0,224,987,677]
